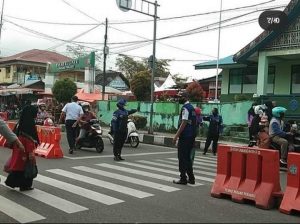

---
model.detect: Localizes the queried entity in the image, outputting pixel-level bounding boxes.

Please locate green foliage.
[116,55,171,80]
[234,94,249,101]
[129,115,147,129]
[52,78,77,103]
[186,81,204,102]
[130,70,151,101]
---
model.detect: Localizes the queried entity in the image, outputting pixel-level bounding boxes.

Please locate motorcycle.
[108,119,140,148]
[75,119,104,153]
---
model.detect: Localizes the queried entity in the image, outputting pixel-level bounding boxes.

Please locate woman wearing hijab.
[5,104,39,191]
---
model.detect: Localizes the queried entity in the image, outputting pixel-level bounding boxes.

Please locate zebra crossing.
[0,155,217,223]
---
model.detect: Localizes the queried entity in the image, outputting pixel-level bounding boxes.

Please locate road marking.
[196,156,217,161]
[64,151,176,160]
[194,158,217,164]
[0,175,87,214]
[169,158,216,167]
[137,160,216,177]
[117,162,215,183]
[36,175,123,205]
[47,169,153,199]
[156,159,216,172]
[96,163,203,186]
[0,195,45,223]
[73,166,180,192]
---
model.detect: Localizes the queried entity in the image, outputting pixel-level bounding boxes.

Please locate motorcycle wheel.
[96,138,104,153]
[130,136,139,148]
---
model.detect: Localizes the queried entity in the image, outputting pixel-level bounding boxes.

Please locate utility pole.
[0,0,5,42]
[116,0,159,135]
[214,0,222,102]
[102,18,108,101]
[149,0,158,134]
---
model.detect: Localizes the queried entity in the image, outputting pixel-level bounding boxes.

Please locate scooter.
[108,119,140,148]
[75,119,104,153]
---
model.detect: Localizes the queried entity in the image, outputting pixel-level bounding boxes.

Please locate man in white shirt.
[59,96,83,154]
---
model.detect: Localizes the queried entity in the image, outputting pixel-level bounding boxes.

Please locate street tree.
[130,70,151,101]
[186,81,204,102]
[52,78,77,103]
[116,55,171,80]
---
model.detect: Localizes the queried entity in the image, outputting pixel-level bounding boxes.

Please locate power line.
[3,1,286,26]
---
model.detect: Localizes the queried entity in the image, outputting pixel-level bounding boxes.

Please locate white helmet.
[254,105,264,116]
[82,102,90,111]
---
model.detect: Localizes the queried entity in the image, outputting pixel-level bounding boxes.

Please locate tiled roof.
[0,49,71,64]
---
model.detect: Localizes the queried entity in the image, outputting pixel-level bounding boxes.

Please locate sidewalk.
[100,126,245,150]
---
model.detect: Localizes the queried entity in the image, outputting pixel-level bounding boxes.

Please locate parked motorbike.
[108,119,140,148]
[75,119,104,153]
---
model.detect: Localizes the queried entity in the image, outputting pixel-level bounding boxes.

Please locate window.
[229,66,275,94]
[5,67,11,79]
[243,67,257,93]
[291,65,300,94]
[267,66,275,94]
[229,68,243,93]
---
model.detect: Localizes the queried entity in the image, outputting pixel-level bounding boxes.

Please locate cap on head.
[117,98,127,107]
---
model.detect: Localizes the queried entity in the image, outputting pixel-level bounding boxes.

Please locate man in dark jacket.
[173,92,197,185]
[202,108,223,156]
[111,99,137,161]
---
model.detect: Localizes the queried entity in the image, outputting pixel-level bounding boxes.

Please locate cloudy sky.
[0,0,290,79]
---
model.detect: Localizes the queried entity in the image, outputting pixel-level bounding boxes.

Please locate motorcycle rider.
[111,99,137,161]
[75,102,96,143]
[269,106,293,167]
[36,103,51,125]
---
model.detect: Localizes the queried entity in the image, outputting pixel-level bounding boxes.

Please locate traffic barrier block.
[279,152,300,214]
[211,144,282,209]
[34,125,63,159]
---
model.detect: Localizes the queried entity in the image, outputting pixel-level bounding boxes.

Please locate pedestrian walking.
[202,108,223,156]
[5,104,39,191]
[59,96,83,154]
[111,99,137,161]
[172,92,197,185]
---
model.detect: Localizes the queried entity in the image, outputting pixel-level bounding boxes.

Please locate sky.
[0,0,291,80]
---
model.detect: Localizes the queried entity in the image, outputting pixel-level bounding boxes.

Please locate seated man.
[269,107,293,166]
[76,102,96,141]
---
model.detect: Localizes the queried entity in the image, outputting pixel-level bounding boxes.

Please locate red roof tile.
[0,49,71,64]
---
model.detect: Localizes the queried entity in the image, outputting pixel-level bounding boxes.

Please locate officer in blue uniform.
[173,92,197,185]
[111,99,137,161]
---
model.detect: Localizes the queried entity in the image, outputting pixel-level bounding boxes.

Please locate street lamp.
[116,0,159,134]
[214,0,223,102]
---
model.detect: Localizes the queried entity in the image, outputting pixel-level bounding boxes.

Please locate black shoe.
[118,156,125,161]
[280,159,287,168]
[202,152,206,155]
[20,187,34,191]
[69,149,74,154]
[173,179,187,185]
[188,179,195,185]
[213,152,216,156]
[114,156,120,161]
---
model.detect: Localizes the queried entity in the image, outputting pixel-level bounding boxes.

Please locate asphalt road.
[0,134,299,223]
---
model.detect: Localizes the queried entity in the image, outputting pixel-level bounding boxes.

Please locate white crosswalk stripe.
[111,161,215,183]
[73,166,180,192]
[137,160,216,177]
[156,159,216,172]
[0,175,88,214]
[35,175,124,205]
[0,195,45,223]
[0,156,216,223]
[169,158,216,167]
[47,169,153,198]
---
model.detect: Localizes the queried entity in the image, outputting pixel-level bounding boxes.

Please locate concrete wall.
[97,100,253,131]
